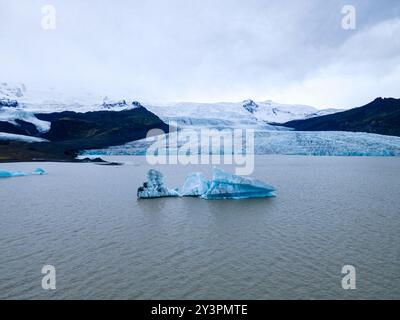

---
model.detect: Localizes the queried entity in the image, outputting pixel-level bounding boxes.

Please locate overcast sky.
[0,0,399,108]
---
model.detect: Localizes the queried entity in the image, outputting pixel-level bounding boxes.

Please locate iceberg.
[181,172,210,196]
[136,168,275,200]
[33,168,46,175]
[137,169,180,199]
[201,168,276,200]
[0,170,27,178]
[0,168,46,179]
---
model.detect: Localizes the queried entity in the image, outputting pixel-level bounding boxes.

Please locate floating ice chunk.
[181,172,210,197]
[0,168,46,179]
[33,168,46,175]
[137,169,180,199]
[201,168,276,200]
[0,170,27,178]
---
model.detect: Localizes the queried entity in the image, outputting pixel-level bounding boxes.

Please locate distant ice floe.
[0,132,49,143]
[0,168,46,179]
[137,168,276,200]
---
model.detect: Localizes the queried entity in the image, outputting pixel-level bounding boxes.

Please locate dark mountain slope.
[284,98,400,137]
[36,106,169,149]
[0,106,169,162]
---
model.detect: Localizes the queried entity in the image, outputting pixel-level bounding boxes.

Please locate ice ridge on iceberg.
[137,169,180,198]
[181,172,210,197]
[201,168,276,200]
[0,168,46,178]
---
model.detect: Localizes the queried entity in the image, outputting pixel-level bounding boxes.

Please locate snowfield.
[0,132,49,143]
[144,100,341,126]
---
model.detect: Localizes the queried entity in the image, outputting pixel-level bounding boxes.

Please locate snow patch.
[0,132,49,143]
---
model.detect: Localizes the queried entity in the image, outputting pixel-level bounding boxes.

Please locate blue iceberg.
[0,168,46,179]
[0,170,27,178]
[201,168,276,200]
[181,172,210,196]
[137,168,276,200]
[33,168,46,175]
[137,169,180,199]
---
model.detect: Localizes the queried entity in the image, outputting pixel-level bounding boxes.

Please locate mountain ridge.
[284,97,400,137]
[0,106,169,162]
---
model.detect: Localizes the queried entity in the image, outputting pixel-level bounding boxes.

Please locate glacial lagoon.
[0,156,400,299]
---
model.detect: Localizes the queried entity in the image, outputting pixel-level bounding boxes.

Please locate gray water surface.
[0,156,399,299]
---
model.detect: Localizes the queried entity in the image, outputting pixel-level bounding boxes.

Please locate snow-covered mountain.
[241,99,339,123]
[0,83,143,133]
[2,82,400,158]
[0,83,341,134]
[143,99,341,127]
[0,82,142,113]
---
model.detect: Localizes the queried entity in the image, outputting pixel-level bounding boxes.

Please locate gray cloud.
[0,0,399,108]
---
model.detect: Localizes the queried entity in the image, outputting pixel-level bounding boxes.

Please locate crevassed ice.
[85,130,400,157]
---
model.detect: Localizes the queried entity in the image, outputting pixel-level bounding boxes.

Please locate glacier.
[201,168,276,200]
[0,168,46,179]
[143,100,337,128]
[3,82,400,158]
[0,107,51,133]
[85,129,400,157]
[137,169,180,199]
[181,172,210,196]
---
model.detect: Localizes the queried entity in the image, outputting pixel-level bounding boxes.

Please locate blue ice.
[0,168,46,179]
[181,172,210,196]
[201,168,276,200]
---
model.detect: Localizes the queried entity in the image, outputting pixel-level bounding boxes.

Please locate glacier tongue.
[0,107,51,133]
[0,132,49,143]
[201,168,276,200]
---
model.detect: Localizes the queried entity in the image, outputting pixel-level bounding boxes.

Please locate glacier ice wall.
[84,130,400,157]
